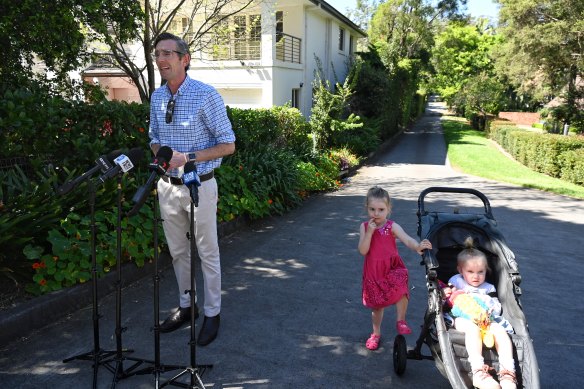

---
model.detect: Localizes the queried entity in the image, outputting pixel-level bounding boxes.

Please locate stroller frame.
[393,187,540,389]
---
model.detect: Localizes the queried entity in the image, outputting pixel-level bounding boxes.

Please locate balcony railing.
[205,37,261,61]
[202,33,301,64]
[275,32,301,64]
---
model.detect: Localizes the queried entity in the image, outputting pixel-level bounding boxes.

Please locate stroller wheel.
[393,335,407,375]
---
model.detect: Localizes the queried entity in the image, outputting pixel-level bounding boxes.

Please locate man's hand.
[168,151,187,169]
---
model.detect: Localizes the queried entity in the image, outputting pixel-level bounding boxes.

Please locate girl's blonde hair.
[457,236,490,271]
[365,186,391,207]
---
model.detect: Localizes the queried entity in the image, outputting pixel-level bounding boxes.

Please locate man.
[149,32,235,346]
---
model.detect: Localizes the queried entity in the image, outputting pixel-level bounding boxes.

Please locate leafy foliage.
[430,22,501,105]
[0,0,141,94]
[1,96,359,294]
[495,0,584,128]
[309,74,364,151]
[368,0,467,68]
[452,72,507,125]
[489,123,584,181]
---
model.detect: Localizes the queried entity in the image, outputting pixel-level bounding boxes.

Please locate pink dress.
[362,220,409,309]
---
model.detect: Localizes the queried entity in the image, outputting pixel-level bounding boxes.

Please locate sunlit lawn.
[442,117,584,199]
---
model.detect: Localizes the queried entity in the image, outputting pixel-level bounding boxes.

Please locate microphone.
[57,149,123,196]
[183,161,200,207]
[97,147,144,184]
[127,146,173,217]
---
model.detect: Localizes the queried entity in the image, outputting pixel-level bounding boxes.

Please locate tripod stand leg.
[120,187,189,387]
[99,176,155,386]
[62,182,117,388]
[160,197,213,389]
[160,366,211,389]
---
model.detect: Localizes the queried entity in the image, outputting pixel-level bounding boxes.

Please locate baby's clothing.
[447,274,513,333]
[362,220,409,309]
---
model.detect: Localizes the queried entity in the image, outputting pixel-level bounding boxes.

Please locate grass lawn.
[442,117,584,199]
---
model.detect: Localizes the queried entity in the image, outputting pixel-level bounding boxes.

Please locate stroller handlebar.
[422,249,439,276]
[417,186,493,219]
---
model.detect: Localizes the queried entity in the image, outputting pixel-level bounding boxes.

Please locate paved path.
[0,102,582,388]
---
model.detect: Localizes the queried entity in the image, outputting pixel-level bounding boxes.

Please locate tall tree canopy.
[368,0,467,68]
[494,0,584,129]
[0,0,141,93]
[430,22,501,103]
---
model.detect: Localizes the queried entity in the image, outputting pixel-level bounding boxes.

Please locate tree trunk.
[563,64,577,136]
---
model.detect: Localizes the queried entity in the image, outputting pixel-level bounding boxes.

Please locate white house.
[84,0,366,118]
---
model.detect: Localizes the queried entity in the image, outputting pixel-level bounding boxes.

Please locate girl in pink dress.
[358,186,432,350]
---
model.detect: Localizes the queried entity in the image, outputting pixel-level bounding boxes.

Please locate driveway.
[0,101,582,388]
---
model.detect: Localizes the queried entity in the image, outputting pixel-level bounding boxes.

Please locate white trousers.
[157,177,221,317]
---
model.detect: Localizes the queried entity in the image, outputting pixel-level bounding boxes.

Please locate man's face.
[153,40,188,82]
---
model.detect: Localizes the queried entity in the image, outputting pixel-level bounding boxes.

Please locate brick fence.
[497,112,540,126]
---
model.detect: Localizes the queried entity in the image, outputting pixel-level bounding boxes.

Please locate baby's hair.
[457,236,490,271]
[365,186,391,207]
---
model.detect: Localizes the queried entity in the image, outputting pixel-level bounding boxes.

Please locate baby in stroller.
[442,236,517,389]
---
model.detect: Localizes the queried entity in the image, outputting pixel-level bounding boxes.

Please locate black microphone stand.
[100,173,153,388]
[162,192,212,388]
[127,182,183,388]
[63,181,117,388]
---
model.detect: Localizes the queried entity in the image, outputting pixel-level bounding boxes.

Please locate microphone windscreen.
[107,149,124,162]
[156,146,173,162]
[184,161,197,173]
[127,147,144,165]
[183,161,200,187]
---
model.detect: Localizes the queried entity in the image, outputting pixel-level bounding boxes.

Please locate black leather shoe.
[197,314,220,346]
[159,305,199,333]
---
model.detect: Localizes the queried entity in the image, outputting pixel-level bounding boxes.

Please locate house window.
[338,27,345,51]
[234,14,261,60]
[291,88,300,109]
[212,16,231,60]
[210,14,261,60]
[349,35,354,53]
[169,17,195,42]
[276,11,283,42]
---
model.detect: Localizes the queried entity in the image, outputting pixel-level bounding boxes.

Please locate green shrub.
[329,148,361,171]
[558,148,584,185]
[227,105,312,157]
[218,146,303,221]
[489,123,584,182]
[2,79,387,295]
[296,153,340,193]
[24,201,156,295]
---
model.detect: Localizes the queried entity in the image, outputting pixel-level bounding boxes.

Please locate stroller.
[392,187,540,388]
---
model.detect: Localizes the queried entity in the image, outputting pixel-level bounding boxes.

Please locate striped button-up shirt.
[149,75,235,177]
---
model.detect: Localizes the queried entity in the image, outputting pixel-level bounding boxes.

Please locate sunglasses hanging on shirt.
[166,97,176,124]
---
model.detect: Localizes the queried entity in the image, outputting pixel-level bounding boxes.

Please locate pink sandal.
[365,333,381,350]
[396,320,412,335]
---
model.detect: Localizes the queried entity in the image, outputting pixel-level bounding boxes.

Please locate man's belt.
[161,170,214,185]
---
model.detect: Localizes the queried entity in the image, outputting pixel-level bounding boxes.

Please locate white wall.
[186,0,363,118]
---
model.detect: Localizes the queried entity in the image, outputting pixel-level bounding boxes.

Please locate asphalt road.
[0,102,582,388]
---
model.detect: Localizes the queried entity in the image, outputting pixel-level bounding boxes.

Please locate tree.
[368,0,467,68]
[346,0,380,32]
[89,0,255,102]
[0,0,141,94]
[453,71,506,127]
[430,22,501,104]
[494,0,584,134]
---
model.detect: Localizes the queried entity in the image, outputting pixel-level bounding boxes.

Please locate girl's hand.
[416,239,432,254]
[443,287,452,298]
[367,218,378,231]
